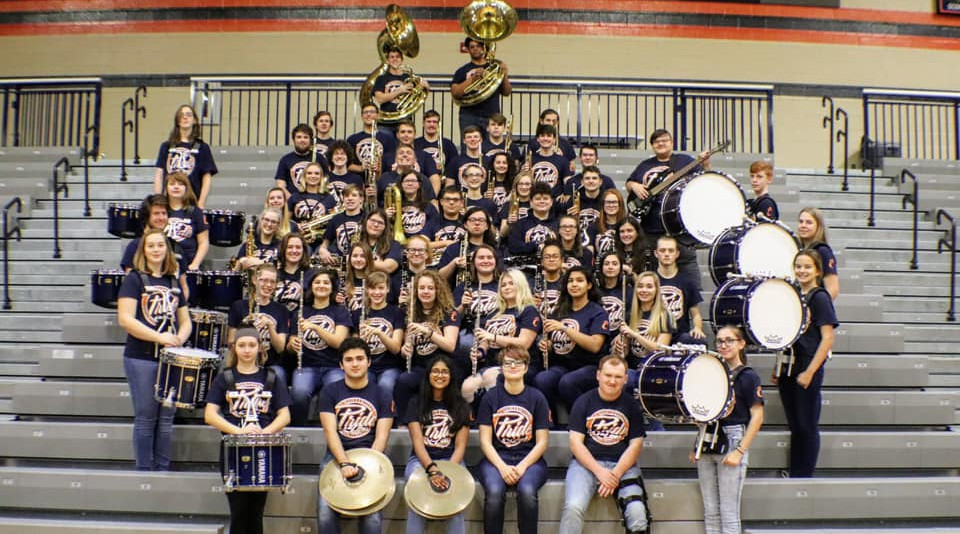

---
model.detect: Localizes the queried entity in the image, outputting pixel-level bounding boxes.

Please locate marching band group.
[110,3,840,533]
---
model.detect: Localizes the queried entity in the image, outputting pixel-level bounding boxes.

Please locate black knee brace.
[614,476,651,534]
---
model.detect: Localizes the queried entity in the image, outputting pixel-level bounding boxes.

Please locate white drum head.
[678,173,746,245]
[680,354,731,422]
[746,279,804,350]
[738,224,798,279]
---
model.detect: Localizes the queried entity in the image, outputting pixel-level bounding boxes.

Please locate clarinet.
[617,271,627,358]
[404,281,415,372]
[296,271,304,373]
[469,281,483,376]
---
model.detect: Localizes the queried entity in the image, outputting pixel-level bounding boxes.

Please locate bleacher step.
[0,516,225,534]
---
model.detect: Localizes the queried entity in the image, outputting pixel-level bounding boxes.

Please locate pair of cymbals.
[404,460,477,519]
[318,448,396,517]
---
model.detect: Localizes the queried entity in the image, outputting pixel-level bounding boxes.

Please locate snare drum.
[711,277,806,350]
[188,308,228,354]
[661,171,746,247]
[709,221,799,286]
[107,203,142,238]
[90,269,125,308]
[154,347,221,409]
[636,349,732,424]
[205,209,245,247]
[222,433,292,492]
[198,270,244,311]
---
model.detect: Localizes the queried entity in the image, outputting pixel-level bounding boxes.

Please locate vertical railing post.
[836,108,849,191]
[133,85,147,164]
[575,84,583,146]
[82,124,97,217]
[120,98,134,181]
[51,157,71,259]
[900,169,919,269]
[821,96,835,174]
[936,209,957,322]
[673,88,685,151]
[2,197,23,310]
[867,151,876,227]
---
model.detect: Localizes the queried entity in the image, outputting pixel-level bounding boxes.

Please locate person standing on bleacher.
[116,228,192,471]
[559,354,650,534]
[152,104,217,209]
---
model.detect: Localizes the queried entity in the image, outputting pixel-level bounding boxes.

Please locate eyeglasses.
[716,338,742,346]
[407,249,427,255]
[502,359,526,368]
[368,219,385,227]
[467,217,487,224]
[430,368,451,376]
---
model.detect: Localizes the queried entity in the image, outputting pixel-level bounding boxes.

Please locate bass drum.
[636,349,733,424]
[709,221,799,286]
[661,171,745,247]
[711,277,806,351]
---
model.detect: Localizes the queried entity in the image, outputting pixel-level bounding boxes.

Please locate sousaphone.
[454,0,518,107]
[359,4,427,123]
[318,448,396,516]
[404,460,476,519]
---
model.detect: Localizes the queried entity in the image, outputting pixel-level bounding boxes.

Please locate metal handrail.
[120,97,134,181]
[133,86,147,164]
[863,88,960,161]
[835,107,849,191]
[51,157,70,259]
[900,169,919,270]
[82,125,97,217]
[2,197,22,310]
[865,135,877,227]
[936,208,957,322]
[821,96,835,174]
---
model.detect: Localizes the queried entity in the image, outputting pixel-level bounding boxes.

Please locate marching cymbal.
[332,474,397,517]
[404,460,476,519]
[318,448,395,512]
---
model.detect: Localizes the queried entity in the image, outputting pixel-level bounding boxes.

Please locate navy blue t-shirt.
[793,288,838,367]
[301,303,354,367]
[507,214,558,256]
[569,388,647,462]
[121,237,188,275]
[545,301,611,368]
[118,272,186,361]
[723,366,763,426]
[531,152,573,198]
[322,212,364,257]
[318,379,395,450]
[327,170,364,200]
[288,191,338,225]
[599,281,633,332]
[410,309,461,367]
[658,271,702,335]
[228,299,291,367]
[452,61,503,118]
[347,129,397,166]
[373,71,408,115]
[414,136,459,179]
[809,242,839,277]
[275,150,328,194]
[155,140,218,199]
[206,367,292,428]
[352,305,406,372]
[403,398,461,460]
[748,194,779,221]
[480,305,542,367]
[165,206,208,266]
[478,384,550,463]
[626,153,698,235]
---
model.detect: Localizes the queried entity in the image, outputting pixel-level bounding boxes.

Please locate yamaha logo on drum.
[257,450,268,483]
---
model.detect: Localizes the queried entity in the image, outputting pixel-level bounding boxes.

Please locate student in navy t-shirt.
[747,160,779,221]
[655,235,705,345]
[152,104,217,208]
[317,337,395,534]
[288,269,353,425]
[402,355,471,534]
[694,325,764,534]
[227,264,290,384]
[204,327,292,534]
[116,229,192,471]
[797,207,839,301]
[774,250,837,478]
[477,346,549,534]
[354,271,406,404]
[559,356,649,534]
[163,172,209,271]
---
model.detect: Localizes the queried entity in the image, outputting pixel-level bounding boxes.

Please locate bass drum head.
[681,354,732,423]
[745,279,804,350]
[677,172,745,245]
[737,223,798,280]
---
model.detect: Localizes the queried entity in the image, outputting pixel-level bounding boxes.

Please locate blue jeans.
[317,455,383,534]
[291,367,344,425]
[477,457,548,534]
[404,456,466,534]
[532,365,569,419]
[696,424,747,534]
[369,367,401,406]
[559,459,648,534]
[558,366,600,408]
[123,356,175,470]
[778,366,824,477]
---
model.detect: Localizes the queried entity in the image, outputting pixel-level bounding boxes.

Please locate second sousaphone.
[454,0,518,107]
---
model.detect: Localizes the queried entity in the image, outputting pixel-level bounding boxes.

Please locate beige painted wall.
[1,26,950,167]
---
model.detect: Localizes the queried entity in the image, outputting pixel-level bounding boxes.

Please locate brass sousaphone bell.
[359,4,427,123]
[318,448,396,516]
[454,0,518,107]
[404,460,476,519]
